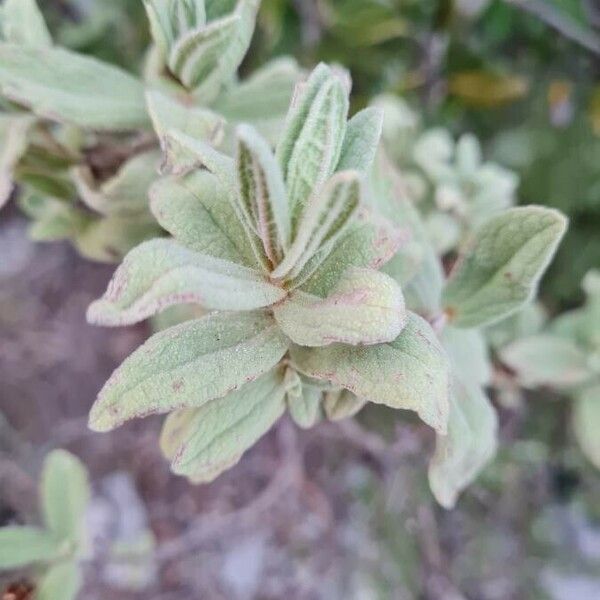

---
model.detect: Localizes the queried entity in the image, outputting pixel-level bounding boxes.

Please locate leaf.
[0,527,61,569]
[336,106,383,173]
[235,124,290,265]
[0,113,35,207]
[277,64,350,224]
[164,369,286,482]
[443,206,567,328]
[323,389,366,421]
[287,387,322,430]
[0,44,149,130]
[291,312,450,433]
[72,151,160,217]
[442,326,492,387]
[274,267,407,346]
[168,13,241,89]
[42,450,90,544]
[428,379,498,509]
[1,0,52,47]
[37,562,83,600]
[146,89,224,146]
[500,334,593,389]
[87,238,286,326]
[88,311,288,432]
[573,385,600,470]
[271,170,361,280]
[150,171,255,266]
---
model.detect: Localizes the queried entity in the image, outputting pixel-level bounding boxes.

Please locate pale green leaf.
[89,311,288,432]
[87,239,287,326]
[165,369,286,482]
[1,0,52,47]
[0,44,149,130]
[287,386,322,430]
[323,389,366,421]
[573,385,600,470]
[274,267,406,346]
[38,561,82,600]
[0,113,35,207]
[500,334,593,389]
[428,379,498,509]
[42,450,90,544]
[336,107,383,173]
[443,206,567,328]
[0,527,61,569]
[291,312,450,433]
[442,326,492,387]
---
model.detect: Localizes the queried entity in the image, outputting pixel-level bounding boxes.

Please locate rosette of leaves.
[0,450,90,600]
[376,95,519,254]
[86,64,453,484]
[370,153,567,507]
[500,270,600,470]
[0,0,300,261]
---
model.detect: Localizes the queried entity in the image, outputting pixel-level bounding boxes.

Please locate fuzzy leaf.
[573,385,600,470]
[274,267,406,347]
[164,369,286,482]
[0,527,61,569]
[236,124,290,265]
[443,207,567,328]
[291,312,450,433]
[72,151,160,217]
[428,379,498,509]
[1,0,52,47]
[87,239,286,326]
[42,450,90,544]
[146,89,224,146]
[150,171,254,266]
[38,561,82,600]
[89,311,288,432]
[272,170,361,280]
[500,334,593,389]
[0,113,35,207]
[336,107,383,173]
[442,326,492,387]
[0,44,149,130]
[287,386,322,429]
[277,64,350,224]
[323,389,366,421]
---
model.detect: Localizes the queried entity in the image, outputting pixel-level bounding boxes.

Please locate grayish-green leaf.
[0,44,149,130]
[164,369,286,482]
[291,312,450,433]
[274,267,407,346]
[573,385,600,470]
[443,206,567,328]
[336,107,383,173]
[0,113,35,207]
[284,369,322,429]
[1,0,52,47]
[38,561,83,600]
[0,527,61,569]
[42,450,90,544]
[87,239,287,326]
[442,326,492,387]
[323,389,366,421]
[89,311,288,432]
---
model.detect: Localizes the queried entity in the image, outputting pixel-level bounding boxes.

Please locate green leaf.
[274,267,406,346]
[291,312,450,433]
[336,107,383,173]
[323,389,366,421]
[573,385,600,470]
[38,561,83,600]
[272,170,361,280]
[87,238,286,326]
[1,0,52,47]
[277,64,350,225]
[0,44,149,130]
[72,151,160,217]
[443,206,567,328]
[284,369,322,429]
[150,171,255,266]
[0,113,35,207]
[500,334,593,389]
[442,326,492,387]
[88,311,288,432]
[42,450,90,544]
[0,527,61,569]
[428,379,498,509]
[235,124,290,265]
[163,369,286,482]
[146,89,224,146]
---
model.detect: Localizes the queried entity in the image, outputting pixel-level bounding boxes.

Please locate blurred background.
[1,1,599,598]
